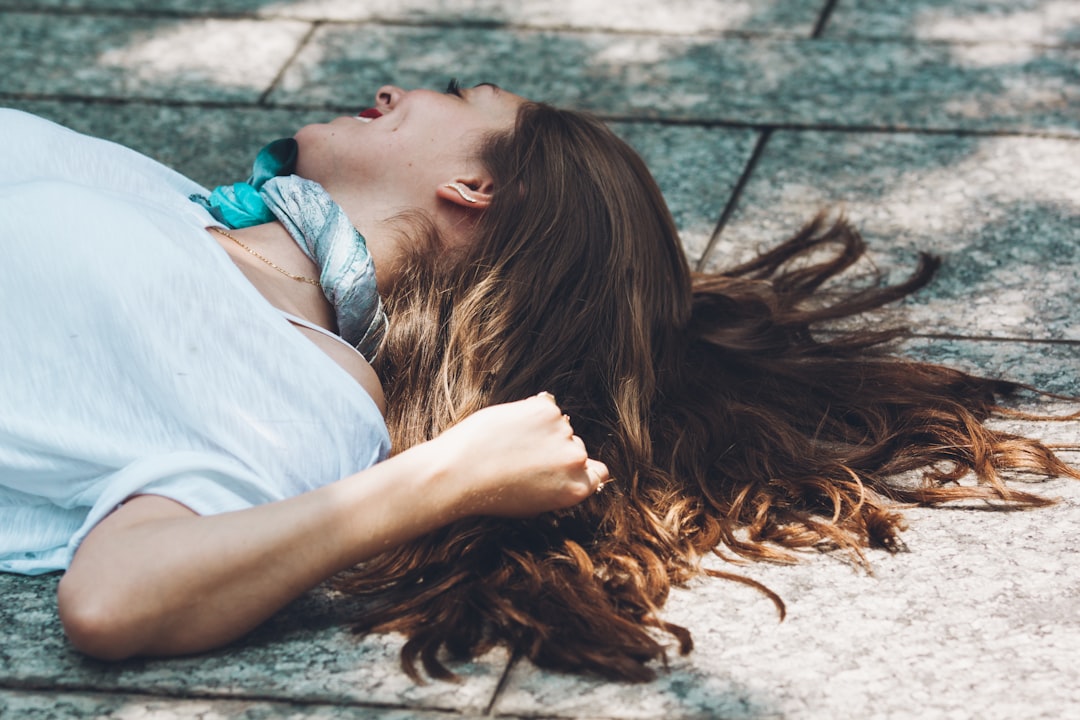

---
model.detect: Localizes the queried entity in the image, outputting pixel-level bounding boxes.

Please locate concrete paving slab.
[0,689,481,720]
[0,0,826,36]
[711,131,1080,340]
[494,338,1078,717]
[826,0,1080,46]
[0,575,508,714]
[494,471,1080,719]
[0,12,308,102]
[268,24,1080,134]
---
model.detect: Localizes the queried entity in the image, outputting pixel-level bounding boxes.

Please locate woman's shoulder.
[0,108,65,135]
[0,108,207,200]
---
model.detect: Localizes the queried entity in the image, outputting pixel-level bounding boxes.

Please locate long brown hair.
[339,103,1078,681]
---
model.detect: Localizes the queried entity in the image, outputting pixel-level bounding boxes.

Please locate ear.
[436,178,494,210]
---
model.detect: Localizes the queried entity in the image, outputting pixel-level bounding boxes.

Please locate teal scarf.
[192,140,386,362]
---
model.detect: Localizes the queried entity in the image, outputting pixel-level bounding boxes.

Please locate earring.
[445,182,479,204]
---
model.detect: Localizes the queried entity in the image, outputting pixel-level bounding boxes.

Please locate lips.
[356,108,382,123]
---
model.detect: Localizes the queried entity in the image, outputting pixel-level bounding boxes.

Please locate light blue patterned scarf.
[191,139,386,362]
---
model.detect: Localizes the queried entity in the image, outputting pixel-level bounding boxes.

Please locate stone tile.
[826,0,1080,46]
[3,100,331,188]
[0,0,825,36]
[492,340,1079,717]
[494,474,1080,718]
[0,576,507,713]
[0,689,484,719]
[610,123,759,264]
[0,12,309,102]
[710,131,1080,340]
[269,25,1080,134]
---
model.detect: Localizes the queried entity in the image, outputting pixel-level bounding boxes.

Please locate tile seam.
[0,679,480,714]
[483,647,521,716]
[6,93,1075,142]
[258,20,320,106]
[695,128,772,272]
[811,0,839,39]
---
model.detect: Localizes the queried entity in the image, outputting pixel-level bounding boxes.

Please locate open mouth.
[356,108,383,123]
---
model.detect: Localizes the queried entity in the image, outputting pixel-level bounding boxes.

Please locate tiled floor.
[1,1,1078,718]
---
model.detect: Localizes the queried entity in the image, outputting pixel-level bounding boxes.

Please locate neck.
[331,192,415,294]
[332,189,478,293]
[212,222,335,329]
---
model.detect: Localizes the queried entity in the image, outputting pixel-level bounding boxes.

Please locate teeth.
[356,116,373,123]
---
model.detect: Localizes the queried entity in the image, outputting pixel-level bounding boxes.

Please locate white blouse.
[0,110,390,574]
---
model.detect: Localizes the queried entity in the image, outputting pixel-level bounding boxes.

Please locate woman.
[1,83,604,657]
[1,81,1074,681]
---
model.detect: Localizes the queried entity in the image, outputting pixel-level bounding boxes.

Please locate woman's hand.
[429,393,611,519]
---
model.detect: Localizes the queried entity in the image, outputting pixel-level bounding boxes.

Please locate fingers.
[532,392,574,436]
[532,391,613,496]
[530,392,566,425]
[585,458,611,494]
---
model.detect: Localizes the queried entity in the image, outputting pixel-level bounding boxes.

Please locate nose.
[375,85,405,111]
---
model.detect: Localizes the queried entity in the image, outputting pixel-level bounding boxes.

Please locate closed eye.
[445,78,463,97]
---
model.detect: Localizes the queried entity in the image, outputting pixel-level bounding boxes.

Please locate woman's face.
[293,81,525,203]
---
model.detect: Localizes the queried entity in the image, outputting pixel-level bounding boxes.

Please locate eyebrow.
[472,82,501,95]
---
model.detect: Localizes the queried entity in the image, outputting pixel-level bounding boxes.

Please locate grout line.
[813,329,1080,346]
[905,333,1080,346]
[0,682,469,716]
[483,647,521,716]
[320,18,801,41]
[258,21,320,106]
[601,117,1080,142]
[6,92,1076,142]
[0,5,253,21]
[694,129,772,272]
[811,0,840,39]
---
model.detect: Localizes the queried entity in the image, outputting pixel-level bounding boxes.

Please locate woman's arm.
[57,395,606,660]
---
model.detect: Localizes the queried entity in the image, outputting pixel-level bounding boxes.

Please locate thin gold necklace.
[210,226,321,287]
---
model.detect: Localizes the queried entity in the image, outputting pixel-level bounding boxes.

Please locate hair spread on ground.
[336,103,1079,682]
